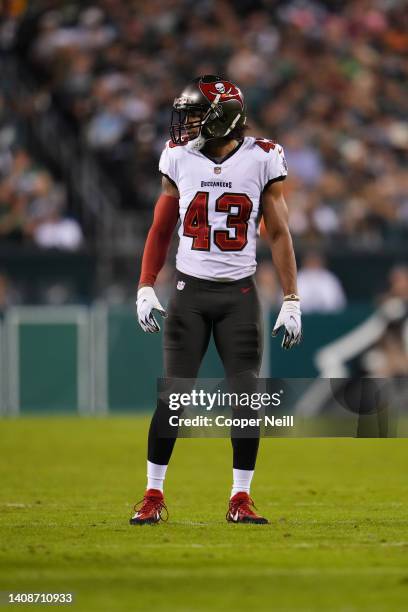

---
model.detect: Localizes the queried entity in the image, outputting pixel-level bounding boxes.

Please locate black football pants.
[148,271,263,470]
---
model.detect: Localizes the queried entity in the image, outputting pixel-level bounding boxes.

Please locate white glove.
[272,300,302,349]
[136,286,167,333]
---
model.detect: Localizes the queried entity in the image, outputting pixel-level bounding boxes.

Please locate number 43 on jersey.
[183,191,253,252]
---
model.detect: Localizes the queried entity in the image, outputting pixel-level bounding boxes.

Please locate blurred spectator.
[0,145,82,250]
[363,265,408,376]
[33,203,83,251]
[297,251,346,313]
[382,265,408,302]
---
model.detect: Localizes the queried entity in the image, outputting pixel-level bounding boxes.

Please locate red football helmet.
[170,75,247,150]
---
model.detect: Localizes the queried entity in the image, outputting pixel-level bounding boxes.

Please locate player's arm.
[261,180,302,349]
[137,176,179,333]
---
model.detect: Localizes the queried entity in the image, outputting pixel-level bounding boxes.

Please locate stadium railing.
[0,304,374,416]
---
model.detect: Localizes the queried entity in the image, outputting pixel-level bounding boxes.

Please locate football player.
[130,75,302,525]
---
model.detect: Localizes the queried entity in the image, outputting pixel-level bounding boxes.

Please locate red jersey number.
[183,191,211,251]
[183,191,252,252]
[214,193,253,251]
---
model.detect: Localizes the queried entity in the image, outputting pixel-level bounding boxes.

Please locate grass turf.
[0,416,407,612]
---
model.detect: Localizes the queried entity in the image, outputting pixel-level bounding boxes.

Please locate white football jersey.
[159,136,288,281]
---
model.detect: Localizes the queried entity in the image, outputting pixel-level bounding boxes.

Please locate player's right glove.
[272,299,302,350]
[136,286,167,333]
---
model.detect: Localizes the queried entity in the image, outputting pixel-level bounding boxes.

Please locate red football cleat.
[129,489,168,525]
[226,492,269,524]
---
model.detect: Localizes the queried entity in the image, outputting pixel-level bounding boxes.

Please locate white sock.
[147,460,168,493]
[231,468,254,498]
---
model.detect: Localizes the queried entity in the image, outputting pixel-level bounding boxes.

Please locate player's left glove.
[136,286,167,333]
[272,299,302,350]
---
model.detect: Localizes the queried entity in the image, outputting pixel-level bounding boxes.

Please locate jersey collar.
[198,139,245,165]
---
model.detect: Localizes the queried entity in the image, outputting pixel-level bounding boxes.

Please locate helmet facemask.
[170,102,223,151]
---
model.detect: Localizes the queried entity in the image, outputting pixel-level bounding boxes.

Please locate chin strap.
[224,112,242,136]
[186,133,207,151]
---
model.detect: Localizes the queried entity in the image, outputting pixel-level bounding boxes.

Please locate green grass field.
[0,417,407,612]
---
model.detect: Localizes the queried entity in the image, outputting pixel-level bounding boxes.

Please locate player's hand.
[136,286,167,333]
[272,300,302,349]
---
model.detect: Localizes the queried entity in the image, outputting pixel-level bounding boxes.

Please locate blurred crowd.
[0,0,407,308]
[2,0,404,246]
[0,129,83,250]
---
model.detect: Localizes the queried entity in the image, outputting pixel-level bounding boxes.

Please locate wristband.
[283,293,300,301]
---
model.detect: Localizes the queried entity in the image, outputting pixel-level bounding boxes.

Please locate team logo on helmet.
[199,79,244,109]
[215,82,226,94]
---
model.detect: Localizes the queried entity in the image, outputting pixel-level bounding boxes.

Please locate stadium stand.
[0,0,407,302]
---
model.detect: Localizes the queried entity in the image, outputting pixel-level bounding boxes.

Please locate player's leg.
[213,277,268,523]
[147,280,211,468]
[213,276,263,476]
[131,275,211,524]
